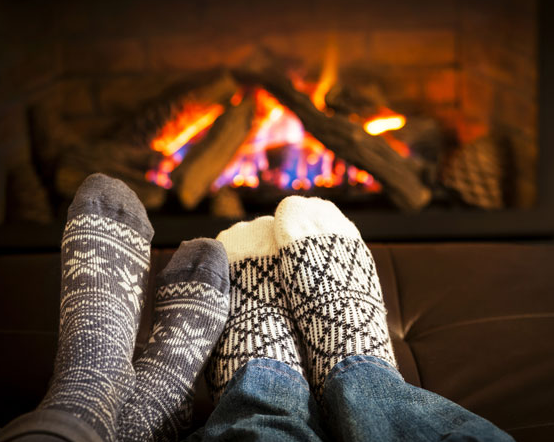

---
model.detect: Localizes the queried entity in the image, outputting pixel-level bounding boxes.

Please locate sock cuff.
[274,196,361,246]
[216,216,278,263]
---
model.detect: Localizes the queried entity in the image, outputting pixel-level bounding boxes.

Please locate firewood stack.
[18,47,509,222]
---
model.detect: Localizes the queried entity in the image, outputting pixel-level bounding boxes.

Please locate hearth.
[1,0,553,248]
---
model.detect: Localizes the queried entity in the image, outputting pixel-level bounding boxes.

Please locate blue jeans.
[1,357,514,441]
[191,356,514,442]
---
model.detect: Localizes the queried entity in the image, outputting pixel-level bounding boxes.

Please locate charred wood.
[171,96,254,210]
[55,140,166,210]
[111,70,238,150]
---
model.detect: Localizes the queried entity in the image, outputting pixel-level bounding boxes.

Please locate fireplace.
[1,0,553,248]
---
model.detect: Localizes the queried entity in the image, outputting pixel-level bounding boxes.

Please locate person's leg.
[116,239,230,441]
[0,174,154,442]
[204,216,305,401]
[200,217,327,441]
[197,359,327,442]
[274,196,513,442]
[274,195,396,401]
[323,355,514,442]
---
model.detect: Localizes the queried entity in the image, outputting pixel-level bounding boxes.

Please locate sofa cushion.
[1,243,553,441]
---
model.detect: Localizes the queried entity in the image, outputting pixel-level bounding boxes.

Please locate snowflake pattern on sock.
[117,281,229,441]
[40,213,151,441]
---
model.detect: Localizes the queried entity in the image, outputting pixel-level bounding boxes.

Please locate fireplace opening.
[1,0,552,246]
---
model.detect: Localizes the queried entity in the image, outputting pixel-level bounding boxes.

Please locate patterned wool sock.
[274,196,397,401]
[204,216,305,402]
[38,173,154,441]
[116,239,230,441]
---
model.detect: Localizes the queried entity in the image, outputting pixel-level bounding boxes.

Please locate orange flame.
[361,108,410,157]
[364,113,406,136]
[146,102,224,188]
[311,36,338,111]
[213,88,298,190]
[151,103,224,156]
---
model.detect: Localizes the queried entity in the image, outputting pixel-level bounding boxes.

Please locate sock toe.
[157,238,229,294]
[274,196,361,246]
[68,173,154,241]
[216,216,278,262]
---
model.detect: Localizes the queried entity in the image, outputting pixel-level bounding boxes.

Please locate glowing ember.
[364,114,406,136]
[382,133,410,158]
[359,109,410,157]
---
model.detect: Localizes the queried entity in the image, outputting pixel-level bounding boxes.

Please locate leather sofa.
[1,243,553,441]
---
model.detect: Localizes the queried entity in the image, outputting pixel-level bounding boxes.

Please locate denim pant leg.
[323,355,515,442]
[190,358,328,442]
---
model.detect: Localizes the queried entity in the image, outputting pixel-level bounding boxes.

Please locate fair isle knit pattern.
[117,281,229,441]
[205,255,305,402]
[39,213,151,441]
[279,234,396,400]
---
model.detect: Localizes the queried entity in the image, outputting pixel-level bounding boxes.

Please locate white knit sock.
[204,216,305,403]
[274,196,397,401]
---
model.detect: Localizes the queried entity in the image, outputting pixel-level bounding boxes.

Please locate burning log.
[171,97,254,209]
[55,140,167,210]
[112,69,239,149]
[395,116,443,163]
[233,53,431,211]
[210,186,246,219]
[28,98,167,210]
[325,82,385,117]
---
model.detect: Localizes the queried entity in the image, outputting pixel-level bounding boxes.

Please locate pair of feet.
[36,174,229,441]
[35,173,396,441]
[207,199,397,405]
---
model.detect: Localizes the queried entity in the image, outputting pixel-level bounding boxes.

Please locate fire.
[213,88,297,190]
[364,114,406,135]
[147,41,410,194]
[311,36,338,111]
[146,102,224,188]
[362,109,410,157]
[213,87,384,192]
[151,103,224,156]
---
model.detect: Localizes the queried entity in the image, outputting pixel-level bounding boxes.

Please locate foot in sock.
[274,196,396,401]
[116,239,230,441]
[205,216,305,403]
[38,173,154,441]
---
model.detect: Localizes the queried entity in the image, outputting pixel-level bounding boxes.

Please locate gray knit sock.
[39,173,154,441]
[116,239,230,441]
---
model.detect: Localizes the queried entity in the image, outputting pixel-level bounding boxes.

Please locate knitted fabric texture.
[275,196,396,401]
[205,217,305,403]
[116,239,230,441]
[39,174,153,441]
